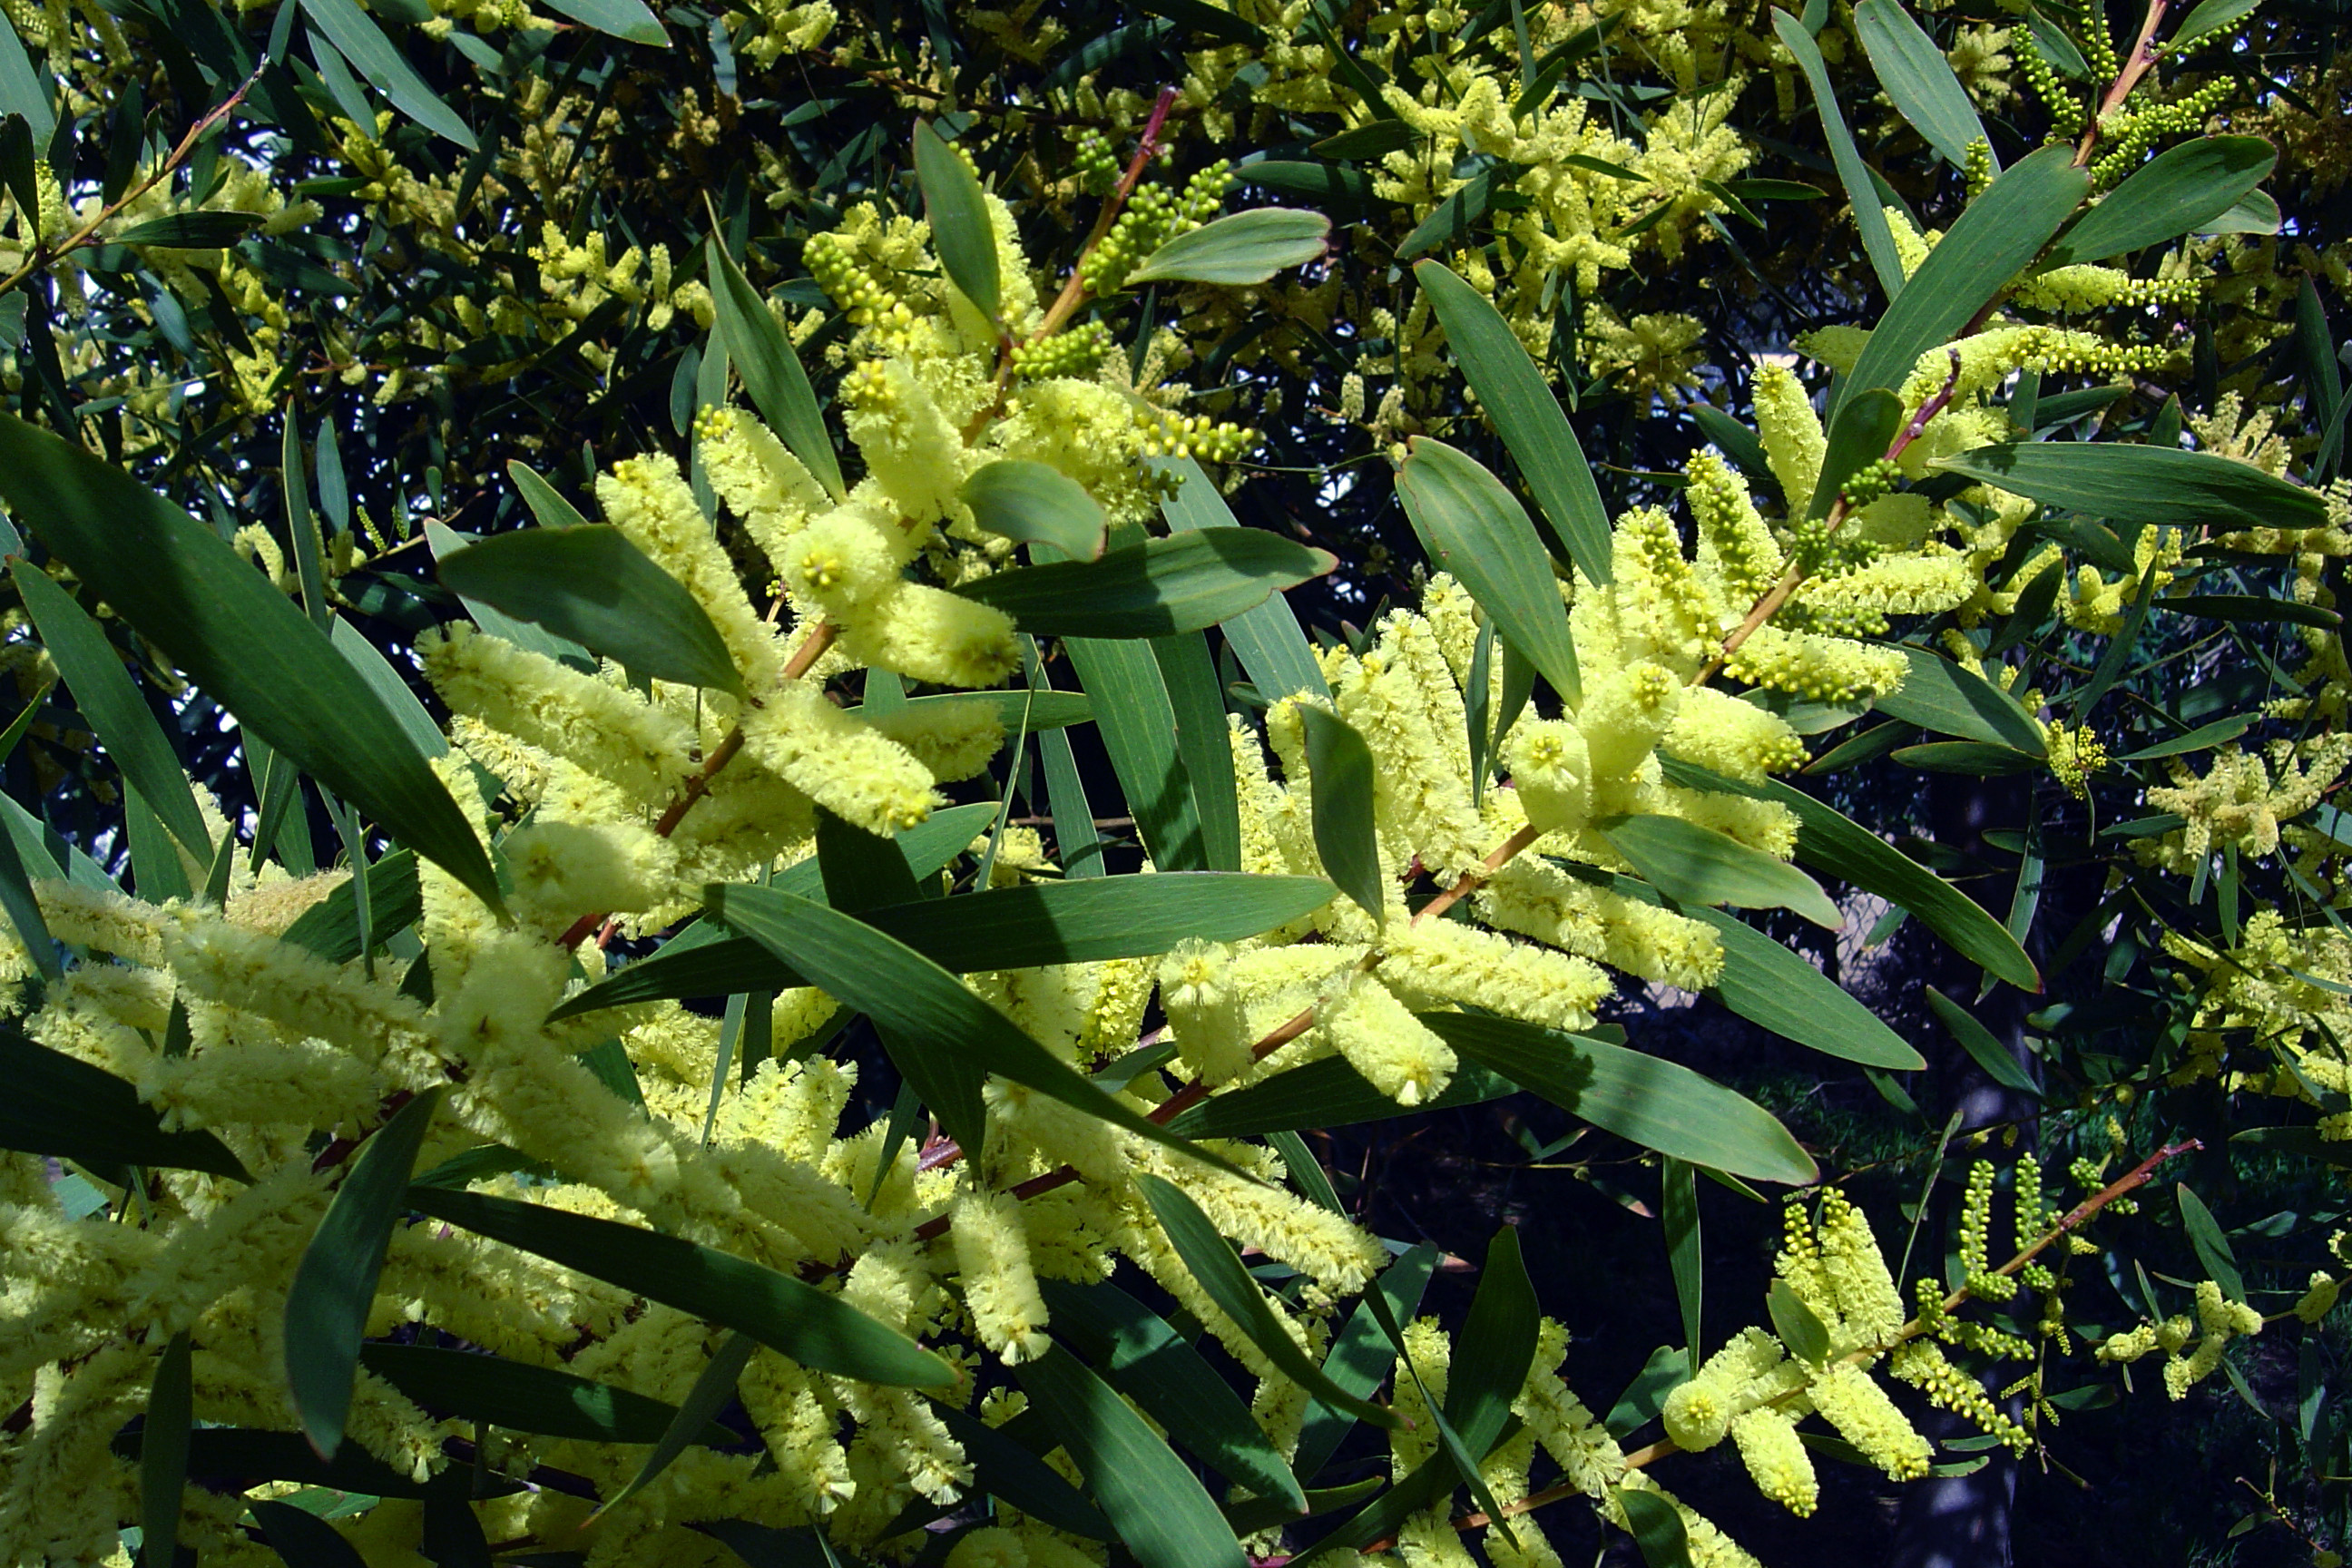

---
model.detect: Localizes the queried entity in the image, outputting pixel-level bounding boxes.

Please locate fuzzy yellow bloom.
[867,698,1007,783]
[837,581,1021,690]
[1731,1406,1817,1515]
[739,681,940,836]
[1317,968,1456,1106]
[1379,916,1610,1034]
[952,1190,1053,1363]
[1808,1362,1932,1479]
[1159,937,1252,1085]
[1502,719,1592,836]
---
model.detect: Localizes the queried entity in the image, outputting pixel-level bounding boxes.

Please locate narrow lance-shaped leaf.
[1396,436,1581,706]
[1662,1161,1702,1377]
[1134,1172,1400,1428]
[1773,7,1906,300]
[13,563,211,859]
[0,1024,249,1179]
[249,1499,369,1568]
[358,1343,735,1444]
[1602,812,1843,929]
[286,1087,445,1457]
[1855,0,1993,169]
[0,789,57,981]
[958,527,1337,639]
[1125,209,1330,287]
[1681,904,1927,1069]
[1617,1488,1696,1568]
[1413,260,1613,581]
[141,1330,192,1568]
[299,0,479,150]
[597,1332,760,1518]
[437,522,748,697]
[1292,1244,1437,1482]
[2176,1182,2246,1303]
[1872,643,2047,754]
[1808,389,1906,521]
[2043,136,2277,266]
[0,414,505,914]
[1936,440,2326,530]
[914,121,1001,321]
[1298,706,1384,918]
[963,459,1107,562]
[1064,634,1205,873]
[539,0,671,46]
[1446,1228,1540,1457]
[707,237,846,499]
[1924,988,2041,1097]
[1153,456,1329,701]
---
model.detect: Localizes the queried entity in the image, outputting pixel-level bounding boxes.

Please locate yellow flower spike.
[1315,967,1457,1107]
[737,682,940,837]
[951,1190,1053,1365]
[1731,1406,1818,1515]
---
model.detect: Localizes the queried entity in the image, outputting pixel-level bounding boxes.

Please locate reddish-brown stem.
[2074,0,2171,168]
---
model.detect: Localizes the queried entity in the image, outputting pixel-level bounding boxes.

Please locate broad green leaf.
[281,850,422,963]
[2176,1181,2245,1303]
[540,0,669,45]
[1617,1486,1696,1568]
[1774,7,1906,299]
[0,28,54,142]
[0,1024,249,1179]
[2044,137,2276,266]
[1292,1245,1438,1482]
[1856,0,1992,169]
[557,872,1329,1016]
[249,1499,369,1568]
[142,1330,191,1568]
[1839,145,2091,417]
[1924,987,2041,1095]
[424,521,594,668]
[1293,1450,1458,1565]
[13,562,211,858]
[299,0,479,149]
[0,115,34,253]
[1893,740,2043,774]
[1134,1172,1398,1426]
[914,121,1001,320]
[926,1402,1114,1538]
[287,1087,445,1457]
[113,211,266,249]
[957,527,1337,639]
[707,884,1238,1174]
[1414,260,1613,582]
[1397,168,1494,261]
[963,460,1107,562]
[2200,187,2279,235]
[599,1332,758,1517]
[1425,1013,1818,1184]
[2118,715,2253,760]
[438,519,746,697]
[816,803,924,912]
[1152,630,1243,872]
[1446,1229,1538,1457]
[1766,1278,1832,1365]
[1808,388,1906,520]
[0,415,505,914]
[122,1426,514,1502]
[848,687,1093,733]
[1663,1161,1701,1377]
[503,459,596,531]
[408,1185,955,1385]
[708,238,845,499]
[1681,905,1927,1068]
[328,619,448,760]
[1602,813,1842,929]
[1312,120,1416,159]
[2172,0,2264,46]
[1155,456,1329,701]
[1165,1053,1519,1138]
[1938,441,2328,531]
[0,787,56,981]
[1132,0,1266,44]
[1015,1346,1247,1568]
[1064,636,1204,871]
[1298,706,1384,918]
[1872,644,2048,754]
[358,1343,733,1444]
[1041,1278,1308,1514]
[1396,436,1580,706]
[1125,209,1330,287]
[1236,161,1389,210]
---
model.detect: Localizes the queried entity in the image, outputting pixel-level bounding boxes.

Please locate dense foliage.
[0,0,2348,1563]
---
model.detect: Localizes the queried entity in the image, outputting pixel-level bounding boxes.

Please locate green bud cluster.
[2029,338,2176,377]
[1959,1159,2018,1300]
[1964,138,1995,201]
[2082,12,2121,83]
[807,231,907,331]
[1074,129,1121,196]
[2014,34,2087,137]
[1786,514,1878,578]
[1836,457,1903,513]
[1080,161,1236,295]
[1135,406,1257,465]
[1010,319,1116,379]
[2090,81,2234,186]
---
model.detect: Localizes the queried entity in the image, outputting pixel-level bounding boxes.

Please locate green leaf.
[1413,260,1614,583]
[287,1087,445,1457]
[358,1343,732,1444]
[13,562,211,858]
[1312,120,1416,159]
[2171,0,2265,46]
[913,121,1000,320]
[2200,187,2279,236]
[1041,1278,1308,1514]
[1134,1172,1398,1427]
[1446,1229,1539,1457]
[0,114,34,240]
[299,0,479,149]
[599,1332,758,1517]
[2176,1181,2245,1303]
[1153,630,1243,871]
[1014,1346,1247,1568]
[408,1184,956,1385]
[1893,740,2043,774]
[708,238,845,500]
[0,1024,248,1179]
[848,687,1093,733]
[1125,209,1331,287]
[707,884,1238,1174]
[1663,1162,1701,1377]
[113,211,267,249]
[2161,593,2339,629]
[540,0,669,45]
[1939,440,2325,530]
[2044,137,2276,266]
[0,414,505,915]
[1396,436,1580,706]
[957,527,1335,639]
[1397,168,1495,261]
[1602,813,1842,929]
[1839,144,2091,418]
[1236,160,1390,211]
[1856,0,1993,169]
[1872,644,2048,753]
[1766,1278,1832,1365]
[281,850,423,963]
[1424,1013,1818,1184]
[1808,388,1906,520]
[0,787,56,982]
[1923,987,2041,1095]
[2116,715,2252,760]
[924,1403,1113,1539]
[1298,707,1384,918]
[1154,456,1329,701]
[1773,7,1906,300]
[1132,0,1265,44]
[963,459,1107,563]
[1617,1487,1696,1568]
[249,1499,369,1568]
[1293,1245,1437,1483]
[0,29,54,143]
[122,1426,512,1503]
[1164,1053,1520,1138]
[1681,905,1926,1068]
[1063,636,1205,872]
[141,1330,191,1568]
[437,517,747,698]
[424,521,593,668]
